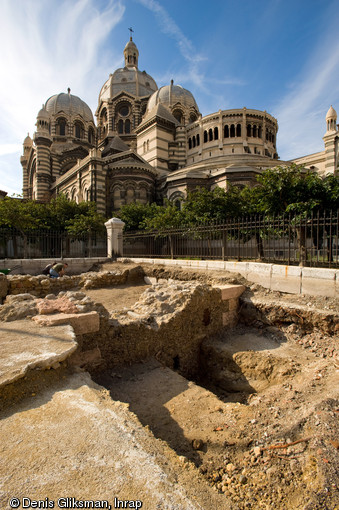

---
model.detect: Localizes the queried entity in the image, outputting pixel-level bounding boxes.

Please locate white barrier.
[118,257,338,298]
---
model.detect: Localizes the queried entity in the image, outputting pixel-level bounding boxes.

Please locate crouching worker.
[49,262,68,278]
[41,261,56,276]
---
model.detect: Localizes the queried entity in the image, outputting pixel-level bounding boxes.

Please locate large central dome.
[98,37,157,102]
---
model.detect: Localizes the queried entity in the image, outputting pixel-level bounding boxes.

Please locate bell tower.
[124,28,139,68]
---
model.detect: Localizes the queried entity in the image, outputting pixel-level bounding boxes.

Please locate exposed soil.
[83,282,150,313]
[1,261,337,509]
[91,261,339,509]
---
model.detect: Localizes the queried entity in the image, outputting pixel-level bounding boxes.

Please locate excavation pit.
[0,262,338,510]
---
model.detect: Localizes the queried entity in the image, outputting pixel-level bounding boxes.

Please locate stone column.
[105,217,125,258]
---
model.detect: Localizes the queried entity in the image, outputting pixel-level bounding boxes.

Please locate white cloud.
[0,0,125,194]
[135,0,211,93]
[274,6,339,160]
[136,0,205,64]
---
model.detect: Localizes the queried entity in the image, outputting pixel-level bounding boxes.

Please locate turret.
[323,105,338,174]
[124,36,139,68]
[33,105,53,202]
[21,133,33,199]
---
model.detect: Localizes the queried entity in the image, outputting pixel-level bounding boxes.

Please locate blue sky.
[1,0,339,195]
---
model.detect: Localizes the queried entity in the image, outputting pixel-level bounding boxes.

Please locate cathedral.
[21,36,338,216]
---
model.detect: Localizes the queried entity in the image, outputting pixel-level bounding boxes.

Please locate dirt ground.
[86,262,339,510]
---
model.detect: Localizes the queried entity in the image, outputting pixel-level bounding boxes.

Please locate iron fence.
[0,229,107,259]
[123,210,339,268]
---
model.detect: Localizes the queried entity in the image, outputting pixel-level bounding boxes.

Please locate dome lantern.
[124,36,139,68]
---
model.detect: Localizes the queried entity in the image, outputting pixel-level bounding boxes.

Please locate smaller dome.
[147,82,199,112]
[45,91,94,123]
[37,105,50,120]
[326,105,337,120]
[23,133,33,146]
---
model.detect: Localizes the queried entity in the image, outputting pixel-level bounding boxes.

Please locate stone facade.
[21,37,338,215]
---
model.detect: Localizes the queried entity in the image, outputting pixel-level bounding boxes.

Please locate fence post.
[105,217,125,258]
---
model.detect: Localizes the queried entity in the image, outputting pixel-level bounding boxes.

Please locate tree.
[118,202,162,231]
[255,164,325,215]
[182,186,247,224]
[0,197,45,231]
[254,164,339,264]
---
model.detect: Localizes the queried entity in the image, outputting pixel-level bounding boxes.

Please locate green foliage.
[255,164,326,215]
[118,202,162,231]
[321,174,339,211]
[0,197,45,231]
[143,200,184,230]
[0,194,106,235]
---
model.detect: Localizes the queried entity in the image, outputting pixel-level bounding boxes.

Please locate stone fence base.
[118,257,339,298]
[0,257,108,276]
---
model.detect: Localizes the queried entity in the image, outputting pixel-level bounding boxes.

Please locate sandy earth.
[91,262,339,509]
[1,262,338,509]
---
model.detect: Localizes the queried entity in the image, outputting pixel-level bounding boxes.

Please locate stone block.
[225,261,248,277]
[189,260,208,269]
[270,265,301,294]
[228,298,239,311]
[301,267,336,297]
[207,261,226,270]
[214,284,246,300]
[32,311,100,335]
[246,262,272,288]
[70,347,102,368]
[144,276,157,285]
[222,311,238,327]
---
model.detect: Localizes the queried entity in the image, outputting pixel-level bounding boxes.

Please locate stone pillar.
[105,217,125,258]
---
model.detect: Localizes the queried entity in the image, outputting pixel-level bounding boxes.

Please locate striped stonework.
[34,136,52,202]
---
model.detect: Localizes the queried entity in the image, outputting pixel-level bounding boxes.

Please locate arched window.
[258,126,262,138]
[100,109,107,123]
[118,119,123,134]
[56,118,67,136]
[230,124,235,137]
[174,200,182,210]
[143,141,146,153]
[188,138,192,149]
[88,127,94,144]
[193,136,196,147]
[247,124,252,137]
[74,121,84,139]
[190,113,197,123]
[208,129,213,141]
[196,133,200,146]
[173,110,183,123]
[253,125,257,137]
[214,127,218,140]
[204,130,208,143]
[224,125,229,138]
[125,119,131,134]
[236,124,241,137]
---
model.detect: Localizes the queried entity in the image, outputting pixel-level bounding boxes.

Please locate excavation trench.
[72,277,311,465]
[1,265,338,509]
[73,274,338,510]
